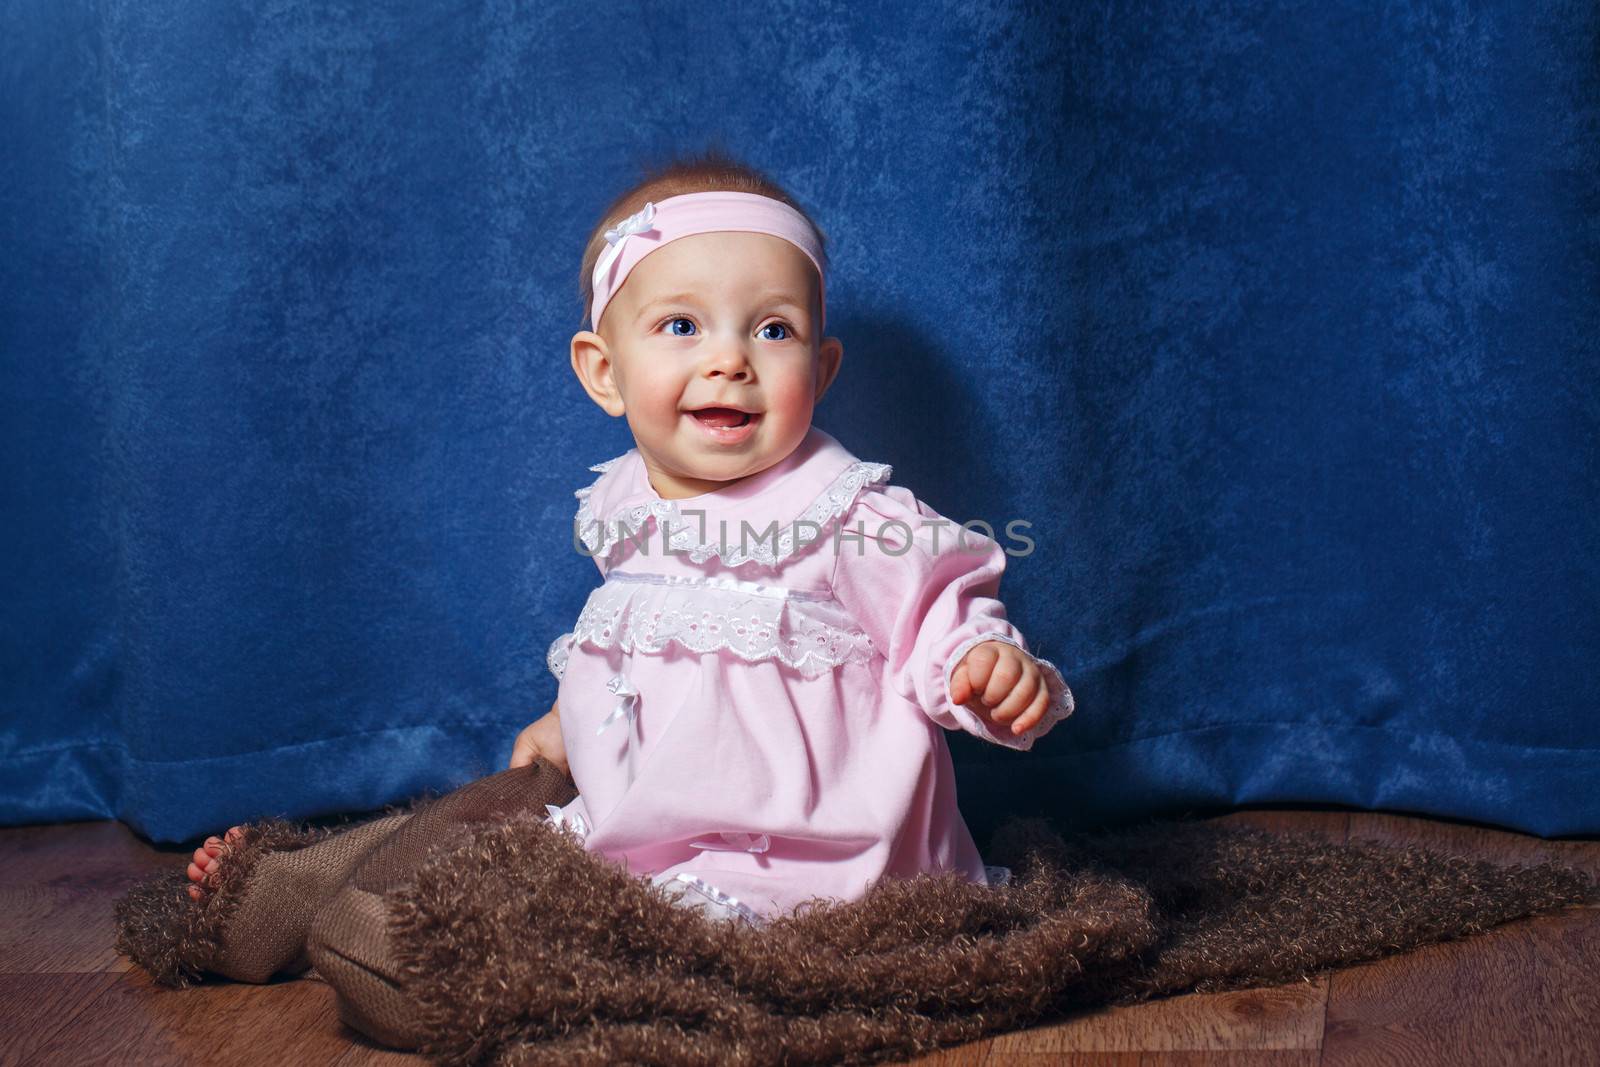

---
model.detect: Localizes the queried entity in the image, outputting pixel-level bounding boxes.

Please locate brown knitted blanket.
[372,810,1594,1065]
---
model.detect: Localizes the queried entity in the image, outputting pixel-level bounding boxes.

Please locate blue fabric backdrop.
[3,2,1596,844]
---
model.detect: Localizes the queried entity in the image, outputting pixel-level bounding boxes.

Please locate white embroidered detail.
[652,869,768,927]
[562,571,877,678]
[573,458,894,568]
[546,631,573,680]
[943,632,1075,752]
[606,569,836,602]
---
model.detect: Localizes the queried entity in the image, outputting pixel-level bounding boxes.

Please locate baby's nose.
[703,349,752,379]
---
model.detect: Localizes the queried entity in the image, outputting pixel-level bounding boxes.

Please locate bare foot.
[186,826,245,902]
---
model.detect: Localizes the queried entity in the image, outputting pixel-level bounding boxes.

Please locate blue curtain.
[4,1,1595,844]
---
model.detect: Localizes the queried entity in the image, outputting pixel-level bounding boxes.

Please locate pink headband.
[588,190,827,333]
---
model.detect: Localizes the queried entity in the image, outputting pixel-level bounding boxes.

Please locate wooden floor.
[1,808,1595,1066]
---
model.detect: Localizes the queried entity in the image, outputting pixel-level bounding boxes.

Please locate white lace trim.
[550,570,877,680]
[943,632,1075,752]
[573,457,894,568]
[653,870,769,927]
[547,631,573,680]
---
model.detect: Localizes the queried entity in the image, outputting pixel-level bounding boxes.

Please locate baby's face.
[571,231,843,499]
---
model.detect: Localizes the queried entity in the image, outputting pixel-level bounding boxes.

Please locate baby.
[502,158,1076,925]
[182,157,1076,931]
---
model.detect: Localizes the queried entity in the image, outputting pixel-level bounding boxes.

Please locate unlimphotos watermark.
[573,509,1036,559]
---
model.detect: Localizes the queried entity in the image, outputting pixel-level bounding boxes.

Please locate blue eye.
[760,322,791,341]
[666,317,696,336]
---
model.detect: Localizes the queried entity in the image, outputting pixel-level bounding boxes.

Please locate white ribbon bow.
[596,672,639,735]
[689,831,772,854]
[592,201,657,286]
[544,802,589,840]
[597,671,641,780]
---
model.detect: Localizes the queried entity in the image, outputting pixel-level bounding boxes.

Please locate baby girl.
[178,158,1076,934]
[502,159,1077,925]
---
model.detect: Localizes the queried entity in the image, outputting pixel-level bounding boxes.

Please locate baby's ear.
[815,336,844,402]
[570,331,625,417]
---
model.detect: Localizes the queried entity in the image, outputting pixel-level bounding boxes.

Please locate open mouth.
[687,406,757,429]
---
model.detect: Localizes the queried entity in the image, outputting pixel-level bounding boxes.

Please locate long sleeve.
[828,485,1075,751]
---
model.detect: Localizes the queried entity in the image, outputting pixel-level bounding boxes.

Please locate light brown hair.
[578,147,830,331]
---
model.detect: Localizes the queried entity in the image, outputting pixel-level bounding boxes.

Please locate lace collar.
[572,426,892,568]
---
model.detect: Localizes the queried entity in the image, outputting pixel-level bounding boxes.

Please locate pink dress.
[543,426,1075,926]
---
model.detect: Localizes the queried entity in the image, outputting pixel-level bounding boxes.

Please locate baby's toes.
[183,826,246,901]
[187,860,225,900]
[188,835,231,878]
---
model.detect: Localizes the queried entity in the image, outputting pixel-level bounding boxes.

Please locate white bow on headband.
[593,201,657,287]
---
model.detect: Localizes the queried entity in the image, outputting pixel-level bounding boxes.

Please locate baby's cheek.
[633,366,683,409]
[627,370,688,426]
[762,373,817,423]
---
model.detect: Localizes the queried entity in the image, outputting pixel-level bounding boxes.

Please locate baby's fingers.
[989,670,1040,725]
[980,650,1024,707]
[958,643,1001,701]
[1011,684,1052,736]
[509,726,539,769]
[949,662,973,706]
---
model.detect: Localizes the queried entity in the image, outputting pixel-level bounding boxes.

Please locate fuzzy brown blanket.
[381,811,1593,1066]
[117,800,1597,1067]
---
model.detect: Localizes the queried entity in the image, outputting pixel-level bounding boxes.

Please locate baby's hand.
[948,641,1051,738]
[509,699,569,777]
